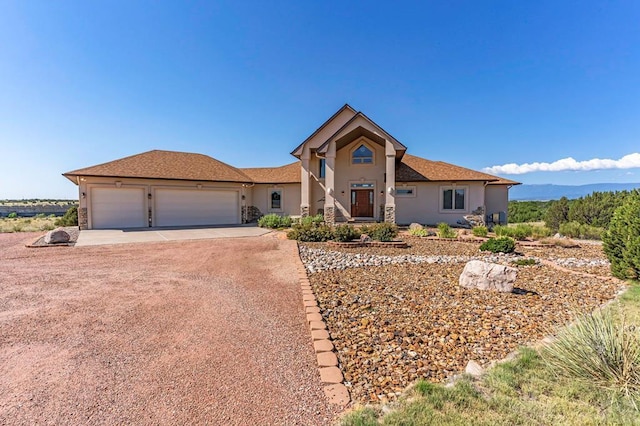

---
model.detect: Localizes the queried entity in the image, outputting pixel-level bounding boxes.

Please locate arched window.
[352,144,373,164]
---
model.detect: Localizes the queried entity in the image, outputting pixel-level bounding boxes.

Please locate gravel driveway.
[0,233,336,425]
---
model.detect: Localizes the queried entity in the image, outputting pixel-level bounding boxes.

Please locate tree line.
[508,190,634,231]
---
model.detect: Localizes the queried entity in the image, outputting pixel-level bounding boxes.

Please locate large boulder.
[44,227,71,244]
[459,260,516,293]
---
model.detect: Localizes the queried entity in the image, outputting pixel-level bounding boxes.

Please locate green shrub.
[257,213,292,229]
[494,224,533,240]
[437,222,457,239]
[296,214,324,226]
[512,258,537,266]
[472,226,488,237]
[543,309,640,398]
[39,223,55,231]
[7,212,18,218]
[409,227,429,237]
[54,206,78,227]
[531,225,553,239]
[287,223,334,242]
[333,224,361,242]
[360,223,398,242]
[603,191,640,280]
[559,221,604,240]
[480,236,516,254]
[35,213,46,219]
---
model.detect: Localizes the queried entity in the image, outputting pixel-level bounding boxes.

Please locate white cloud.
[483,153,640,175]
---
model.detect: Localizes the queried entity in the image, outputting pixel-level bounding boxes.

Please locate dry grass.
[539,237,580,248]
[0,216,57,233]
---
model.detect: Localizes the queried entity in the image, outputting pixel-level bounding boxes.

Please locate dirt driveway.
[0,233,335,425]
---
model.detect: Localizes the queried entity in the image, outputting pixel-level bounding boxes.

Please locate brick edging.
[290,241,350,407]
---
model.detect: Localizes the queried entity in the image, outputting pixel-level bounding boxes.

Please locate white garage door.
[154,189,239,227]
[91,187,146,229]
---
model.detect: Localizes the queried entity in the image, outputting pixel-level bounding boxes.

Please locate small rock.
[465,360,483,377]
[44,227,70,244]
[360,234,372,243]
[409,223,424,231]
[459,260,516,293]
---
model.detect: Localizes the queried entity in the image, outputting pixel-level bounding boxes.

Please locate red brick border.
[290,241,350,407]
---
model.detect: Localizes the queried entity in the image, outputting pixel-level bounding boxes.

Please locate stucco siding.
[485,185,509,219]
[250,183,301,217]
[303,108,357,150]
[395,181,486,225]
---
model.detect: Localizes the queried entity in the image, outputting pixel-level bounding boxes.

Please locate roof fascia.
[290,104,357,158]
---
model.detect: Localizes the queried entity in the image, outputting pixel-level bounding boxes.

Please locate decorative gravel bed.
[301,239,622,404]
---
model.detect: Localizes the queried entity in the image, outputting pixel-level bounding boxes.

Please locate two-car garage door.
[154,189,238,227]
[90,186,239,229]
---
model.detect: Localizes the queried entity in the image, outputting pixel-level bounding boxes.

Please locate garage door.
[154,189,239,227]
[91,187,146,229]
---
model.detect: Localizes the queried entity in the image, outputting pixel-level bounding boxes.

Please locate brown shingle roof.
[396,154,514,183]
[63,150,252,183]
[241,162,301,184]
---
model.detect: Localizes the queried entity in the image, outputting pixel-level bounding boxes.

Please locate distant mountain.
[509,183,640,201]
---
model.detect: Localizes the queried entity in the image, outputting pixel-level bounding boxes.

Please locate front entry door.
[351,189,374,217]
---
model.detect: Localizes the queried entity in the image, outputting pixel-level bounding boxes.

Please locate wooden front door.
[351,189,374,217]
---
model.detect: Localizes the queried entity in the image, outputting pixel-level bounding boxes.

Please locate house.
[63,104,519,230]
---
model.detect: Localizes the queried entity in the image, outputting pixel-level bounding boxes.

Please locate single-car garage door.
[154,189,239,227]
[91,187,147,229]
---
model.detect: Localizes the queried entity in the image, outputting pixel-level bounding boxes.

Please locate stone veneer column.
[78,207,88,230]
[384,139,396,224]
[323,142,336,225]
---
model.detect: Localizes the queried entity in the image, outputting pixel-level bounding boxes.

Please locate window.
[319,159,326,179]
[352,144,373,164]
[270,189,282,210]
[395,186,416,198]
[441,187,466,210]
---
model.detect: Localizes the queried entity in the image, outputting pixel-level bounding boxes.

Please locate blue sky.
[1,1,639,199]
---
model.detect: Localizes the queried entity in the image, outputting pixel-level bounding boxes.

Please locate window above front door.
[352,144,373,164]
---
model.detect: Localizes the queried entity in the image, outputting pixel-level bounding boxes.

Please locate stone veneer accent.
[301,205,310,218]
[290,241,350,407]
[78,207,88,230]
[241,206,262,223]
[384,205,396,223]
[324,206,335,225]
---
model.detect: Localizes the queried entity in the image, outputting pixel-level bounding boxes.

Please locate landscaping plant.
[257,213,292,229]
[333,224,361,242]
[437,222,457,239]
[296,213,324,226]
[543,309,640,399]
[362,223,398,242]
[472,226,488,237]
[286,222,334,242]
[479,236,516,254]
[409,227,429,237]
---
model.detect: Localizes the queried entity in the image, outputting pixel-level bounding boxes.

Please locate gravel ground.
[0,233,336,425]
[301,239,623,404]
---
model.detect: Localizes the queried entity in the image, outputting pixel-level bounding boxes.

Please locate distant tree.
[568,191,629,229]
[544,197,570,232]
[603,190,640,280]
[508,200,551,223]
[55,206,78,227]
